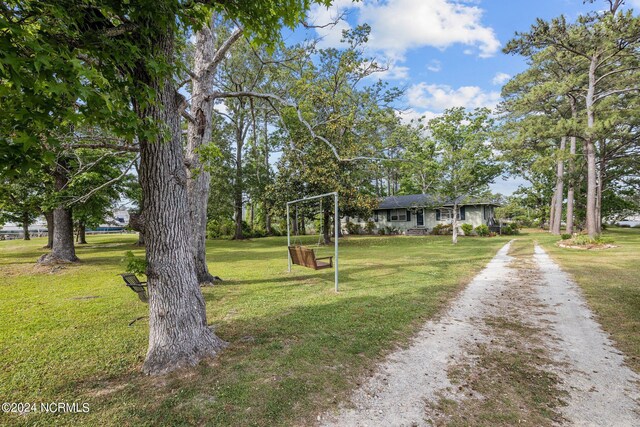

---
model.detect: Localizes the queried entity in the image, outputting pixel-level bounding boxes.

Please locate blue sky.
[286,0,639,194]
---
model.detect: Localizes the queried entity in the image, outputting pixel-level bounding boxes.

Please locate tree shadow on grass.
[54,287,456,427]
[205,254,493,292]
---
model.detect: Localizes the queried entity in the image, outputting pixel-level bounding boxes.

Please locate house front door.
[416,209,424,227]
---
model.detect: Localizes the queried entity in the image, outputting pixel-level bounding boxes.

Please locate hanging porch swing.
[286,192,339,292]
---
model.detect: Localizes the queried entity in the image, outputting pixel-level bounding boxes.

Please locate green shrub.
[573,234,592,245]
[501,223,520,236]
[346,222,362,235]
[432,223,453,235]
[384,225,399,235]
[561,233,572,240]
[122,251,147,276]
[460,223,474,236]
[569,234,615,246]
[365,220,376,234]
[207,218,235,238]
[378,227,386,235]
[475,224,490,237]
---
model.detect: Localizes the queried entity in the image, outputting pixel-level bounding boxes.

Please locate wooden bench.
[288,245,333,270]
[120,273,148,303]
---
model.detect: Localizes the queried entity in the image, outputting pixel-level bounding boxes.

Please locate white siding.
[343,205,495,235]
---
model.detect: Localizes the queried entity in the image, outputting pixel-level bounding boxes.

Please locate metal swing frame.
[286,192,339,292]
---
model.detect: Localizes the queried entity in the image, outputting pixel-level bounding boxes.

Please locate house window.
[437,208,463,221]
[439,209,453,221]
[374,212,379,222]
[483,205,492,220]
[389,209,407,221]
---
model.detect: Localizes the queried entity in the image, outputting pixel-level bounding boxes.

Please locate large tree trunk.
[186,17,218,285]
[249,202,254,231]
[452,205,459,244]
[129,211,146,246]
[566,144,576,235]
[22,212,30,241]
[233,124,244,240]
[76,222,87,244]
[322,208,331,244]
[585,54,599,238]
[44,210,54,249]
[566,98,577,235]
[136,31,225,376]
[549,187,558,232]
[39,162,78,263]
[551,137,566,235]
[596,167,603,235]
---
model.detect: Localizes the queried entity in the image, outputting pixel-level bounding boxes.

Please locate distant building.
[1,209,132,239]
[345,194,500,235]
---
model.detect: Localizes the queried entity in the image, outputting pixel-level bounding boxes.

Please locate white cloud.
[407,83,501,112]
[426,60,442,72]
[397,108,441,124]
[308,0,357,49]
[376,63,411,80]
[492,72,511,86]
[309,0,501,59]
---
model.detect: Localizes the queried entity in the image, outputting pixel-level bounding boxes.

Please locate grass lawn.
[534,227,640,374]
[1,233,510,426]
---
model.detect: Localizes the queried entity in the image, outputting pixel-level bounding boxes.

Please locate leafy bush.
[384,225,400,235]
[346,222,362,235]
[475,224,490,237]
[460,223,474,236]
[123,251,147,276]
[501,223,520,236]
[432,223,453,235]
[561,233,572,240]
[207,218,235,238]
[365,220,376,234]
[570,234,615,246]
[378,227,386,235]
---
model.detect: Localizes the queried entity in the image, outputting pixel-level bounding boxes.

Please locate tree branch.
[66,155,139,205]
[594,87,640,102]
[198,27,244,81]
[595,66,640,85]
[208,90,404,162]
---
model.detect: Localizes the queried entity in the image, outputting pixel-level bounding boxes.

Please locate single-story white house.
[346,194,500,235]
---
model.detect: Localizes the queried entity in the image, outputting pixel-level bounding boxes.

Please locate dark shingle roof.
[377,194,499,209]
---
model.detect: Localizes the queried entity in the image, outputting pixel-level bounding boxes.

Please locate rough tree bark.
[22,212,30,241]
[44,210,54,249]
[186,17,219,285]
[596,141,606,235]
[551,137,566,235]
[38,161,78,264]
[263,113,272,235]
[549,187,558,232]
[322,208,331,244]
[566,98,578,235]
[136,30,225,376]
[233,122,245,240]
[76,222,87,244]
[452,205,459,244]
[584,54,599,237]
[129,211,146,246]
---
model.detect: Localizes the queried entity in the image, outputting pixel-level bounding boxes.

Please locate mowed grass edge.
[535,227,640,374]
[0,234,509,426]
